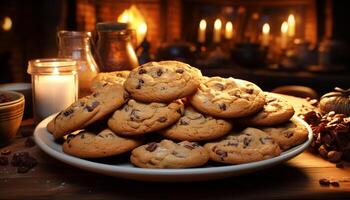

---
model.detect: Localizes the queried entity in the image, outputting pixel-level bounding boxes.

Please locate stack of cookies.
[47,61,308,169]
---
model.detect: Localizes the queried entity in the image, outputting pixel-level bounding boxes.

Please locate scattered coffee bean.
[24,137,35,147]
[0,156,9,166]
[1,149,11,155]
[319,178,330,186]
[145,142,158,152]
[327,151,342,163]
[17,166,30,173]
[11,152,37,170]
[330,180,340,187]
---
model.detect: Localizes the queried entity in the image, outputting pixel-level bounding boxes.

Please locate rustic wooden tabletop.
[0,95,349,199]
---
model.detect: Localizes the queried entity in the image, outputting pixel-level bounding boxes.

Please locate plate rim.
[34,114,313,176]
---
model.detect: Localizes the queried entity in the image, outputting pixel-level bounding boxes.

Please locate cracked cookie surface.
[47,84,128,139]
[160,106,232,141]
[204,127,281,164]
[261,119,308,150]
[240,92,295,126]
[108,99,184,136]
[190,77,265,118]
[124,61,202,102]
[91,70,130,92]
[130,139,209,168]
[63,129,143,158]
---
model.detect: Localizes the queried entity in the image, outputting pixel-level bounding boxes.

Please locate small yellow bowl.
[0,90,25,147]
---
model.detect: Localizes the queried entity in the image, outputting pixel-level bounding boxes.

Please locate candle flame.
[2,16,12,31]
[225,21,233,32]
[199,19,207,30]
[262,23,270,34]
[225,21,233,39]
[281,21,288,34]
[214,19,222,30]
[139,22,147,35]
[288,14,295,26]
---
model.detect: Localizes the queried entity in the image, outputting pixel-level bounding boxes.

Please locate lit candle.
[287,14,296,37]
[225,21,233,40]
[262,23,270,47]
[28,59,78,122]
[213,18,222,43]
[198,19,206,43]
[281,21,289,49]
[138,22,147,41]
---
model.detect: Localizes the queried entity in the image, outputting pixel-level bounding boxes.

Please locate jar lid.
[58,30,91,38]
[96,22,129,31]
[27,58,78,75]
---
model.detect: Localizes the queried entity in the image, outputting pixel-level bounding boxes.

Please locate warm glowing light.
[198,19,206,43]
[213,19,222,43]
[281,21,288,34]
[287,14,296,37]
[225,21,233,39]
[117,5,147,46]
[52,67,60,75]
[262,23,270,34]
[2,16,12,31]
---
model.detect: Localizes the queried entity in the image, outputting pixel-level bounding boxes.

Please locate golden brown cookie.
[47,84,128,139]
[204,127,281,164]
[108,99,184,136]
[160,106,232,141]
[91,71,130,92]
[261,118,308,150]
[190,77,265,118]
[239,92,295,126]
[130,140,209,168]
[63,129,143,158]
[124,61,202,102]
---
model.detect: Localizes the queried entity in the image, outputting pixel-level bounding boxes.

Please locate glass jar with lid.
[57,31,99,97]
[95,22,139,72]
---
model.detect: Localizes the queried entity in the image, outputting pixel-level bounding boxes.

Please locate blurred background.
[0,0,349,94]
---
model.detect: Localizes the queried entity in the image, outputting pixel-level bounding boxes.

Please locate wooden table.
[0,121,349,199]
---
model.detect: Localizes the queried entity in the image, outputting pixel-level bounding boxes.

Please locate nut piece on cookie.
[130,139,209,168]
[47,84,129,139]
[124,61,202,103]
[91,70,130,92]
[190,77,265,118]
[261,119,308,150]
[63,129,144,158]
[160,106,232,142]
[239,92,295,126]
[204,127,281,164]
[108,99,184,136]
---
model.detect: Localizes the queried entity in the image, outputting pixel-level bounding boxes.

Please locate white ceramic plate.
[34,115,313,182]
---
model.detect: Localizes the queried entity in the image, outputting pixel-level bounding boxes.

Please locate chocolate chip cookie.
[63,129,143,158]
[240,92,295,126]
[124,61,202,102]
[47,84,128,139]
[261,119,308,150]
[130,139,209,168]
[160,106,232,141]
[108,99,184,136]
[190,77,265,118]
[91,71,130,92]
[204,127,281,164]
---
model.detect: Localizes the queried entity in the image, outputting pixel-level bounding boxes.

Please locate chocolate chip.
[0,156,9,166]
[215,83,225,91]
[179,119,189,125]
[246,88,254,94]
[215,149,228,158]
[63,109,74,117]
[103,83,108,87]
[145,142,158,152]
[1,149,11,155]
[130,109,140,121]
[219,103,226,111]
[330,180,340,187]
[259,137,273,145]
[17,166,30,173]
[157,69,163,76]
[92,92,100,97]
[138,68,147,74]
[284,131,294,138]
[124,105,129,112]
[123,92,130,100]
[176,109,183,115]
[176,69,184,74]
[80,133,85,139]
[319,178,330,186]
[183,143,199,150]
[136,79,144,89]
[157,117,167,123]
[86,101,100,112]
[227,141,238,147]
[243,137,252,148]
[184,145,195,150]
[66,134,75,143]
[24,137,35,147]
